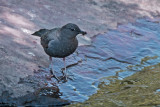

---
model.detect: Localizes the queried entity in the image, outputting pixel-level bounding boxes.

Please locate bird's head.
[60,23,87,39]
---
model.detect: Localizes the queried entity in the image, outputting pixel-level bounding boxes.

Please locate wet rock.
[26,17,160,104]
[1,0,160,106]
[1,17,160,105]
[0,91,70,106]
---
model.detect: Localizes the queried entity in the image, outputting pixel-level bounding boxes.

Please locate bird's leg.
[49,56,53,74]
[62,57,68,80]
[62,58,67,75]
[48,56,59,81]
[61,58,75,81]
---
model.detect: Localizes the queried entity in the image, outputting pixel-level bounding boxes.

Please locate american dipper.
[32,23,87,80]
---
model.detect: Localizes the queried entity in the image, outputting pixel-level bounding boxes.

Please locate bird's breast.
[45,38,78,58]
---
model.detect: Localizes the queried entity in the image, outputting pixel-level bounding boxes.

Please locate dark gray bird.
[32,23,87,80]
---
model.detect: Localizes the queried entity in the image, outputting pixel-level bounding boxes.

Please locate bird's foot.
[61,74,74,82]
[45,74,61,82]
[61,69,75,82]
[48,69,60,82]
[45,74,54,80]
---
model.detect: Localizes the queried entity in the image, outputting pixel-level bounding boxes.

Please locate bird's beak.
[80,30,87,36]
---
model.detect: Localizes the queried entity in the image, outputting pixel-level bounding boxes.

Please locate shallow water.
[33,17,160,103]
[58,17,160,102]
[2,17,160,106]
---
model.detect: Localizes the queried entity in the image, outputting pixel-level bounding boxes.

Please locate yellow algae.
[69,56,160,107]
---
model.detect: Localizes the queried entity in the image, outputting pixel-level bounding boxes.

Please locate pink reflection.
[1,12,35,28]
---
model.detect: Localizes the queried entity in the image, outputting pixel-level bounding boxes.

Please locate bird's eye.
[70,28,75,31]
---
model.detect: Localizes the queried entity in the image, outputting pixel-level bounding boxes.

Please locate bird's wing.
[47,39,57,48]
[41,28,59,48]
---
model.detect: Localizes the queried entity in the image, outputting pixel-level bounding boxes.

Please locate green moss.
[68,56,160,107]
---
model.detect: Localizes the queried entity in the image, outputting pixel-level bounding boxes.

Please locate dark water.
[37,17,160,103]
[2,17,160,106]
[56,17,160,102]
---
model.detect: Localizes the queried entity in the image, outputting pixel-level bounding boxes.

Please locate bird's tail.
[32,29,49,37]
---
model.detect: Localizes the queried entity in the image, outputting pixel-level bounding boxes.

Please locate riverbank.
[69,56,160,106]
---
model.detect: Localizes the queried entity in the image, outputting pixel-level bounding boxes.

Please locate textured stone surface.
[0,0,160,106]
